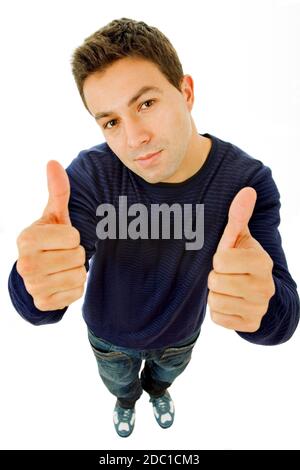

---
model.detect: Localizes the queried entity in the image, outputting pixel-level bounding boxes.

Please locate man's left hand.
[207,187,276,333]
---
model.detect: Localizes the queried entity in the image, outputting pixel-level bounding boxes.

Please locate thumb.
[41,160,71,225]
[217,187,257,250]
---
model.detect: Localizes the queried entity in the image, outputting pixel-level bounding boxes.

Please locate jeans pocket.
[159,335,199,367]
[88,331,133,379]
[90,343,128,361]
[88,329,113,354]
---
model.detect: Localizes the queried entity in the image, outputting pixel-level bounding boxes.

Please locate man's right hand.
[16,161,87,311]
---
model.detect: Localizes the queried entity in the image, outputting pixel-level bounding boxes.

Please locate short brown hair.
[70,17,184,114]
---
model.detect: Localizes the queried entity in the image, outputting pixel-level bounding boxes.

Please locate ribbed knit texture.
[8,133,299,348]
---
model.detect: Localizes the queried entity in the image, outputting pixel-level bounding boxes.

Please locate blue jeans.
[87,327,201,409]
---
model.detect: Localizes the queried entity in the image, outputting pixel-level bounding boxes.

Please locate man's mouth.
[135,150,163,168]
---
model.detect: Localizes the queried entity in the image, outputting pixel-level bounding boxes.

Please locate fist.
[16,161,87,311]
[208,187,275,333]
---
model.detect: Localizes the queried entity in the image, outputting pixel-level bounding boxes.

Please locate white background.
[0,0,299,450]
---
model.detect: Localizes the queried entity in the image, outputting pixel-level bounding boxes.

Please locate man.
[8,18,299,438]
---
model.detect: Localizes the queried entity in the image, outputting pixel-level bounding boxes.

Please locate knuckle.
[212,253,218,270]
[210,310,230,328]
[257,291,268,304]
[69,226,80,246]
[73,286,85,301]
[210,310,220,324]
[212,252,223,272]
[261,253,274,274]
[33,297,52,312]
[78,245,86,265]
[245,321,260,333]
[34,296,66,312]
[16,228,36,251]
[16,255,36,276]
[210,293,222,311]
[207,290,213,307]
[80,266,87,283]
[68,266,86,289]
[24,279,40,296]
[207,270,216,290]
[260,282,274,300]
[268,280,276,298]
[210,310,217,322]
[266,254,274,270]
[255,307,266,319]
[16,258,24,276]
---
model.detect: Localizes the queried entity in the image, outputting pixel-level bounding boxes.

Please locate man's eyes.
[103,119,118,130]
[103,99,156,130]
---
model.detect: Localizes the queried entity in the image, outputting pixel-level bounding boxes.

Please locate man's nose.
[125,117,151,150]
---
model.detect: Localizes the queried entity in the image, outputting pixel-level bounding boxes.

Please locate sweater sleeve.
[7,150,99,326]
[235,164,300,345]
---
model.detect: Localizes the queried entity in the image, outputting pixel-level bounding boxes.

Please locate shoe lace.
[154,395,169,413]
[120,408,133,422]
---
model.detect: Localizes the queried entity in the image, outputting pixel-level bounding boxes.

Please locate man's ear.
[180,75,195,111]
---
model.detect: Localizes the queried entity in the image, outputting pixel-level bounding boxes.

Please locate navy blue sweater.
[8,133,300,348]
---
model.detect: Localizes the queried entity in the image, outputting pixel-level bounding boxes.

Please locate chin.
[142,175,161,184]
[137,170,164,183]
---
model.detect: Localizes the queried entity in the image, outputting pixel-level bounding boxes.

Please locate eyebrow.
[94,85,163,121]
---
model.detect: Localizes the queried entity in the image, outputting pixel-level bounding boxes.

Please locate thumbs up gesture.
[207,187,276,333]
[16,161,87,311]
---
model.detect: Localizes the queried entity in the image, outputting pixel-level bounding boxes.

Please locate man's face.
[83,57,194,184]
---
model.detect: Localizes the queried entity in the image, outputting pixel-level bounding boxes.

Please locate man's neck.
[186,133,212,179]
[163,132,212,183]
